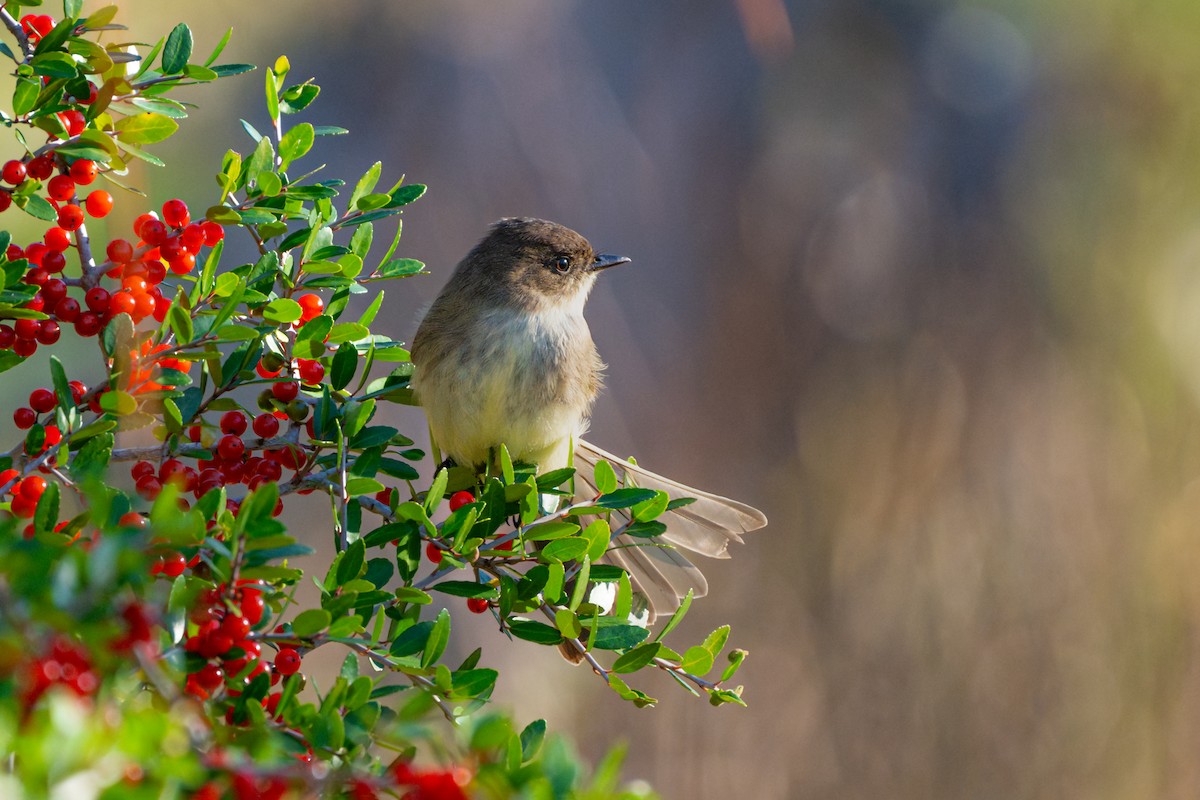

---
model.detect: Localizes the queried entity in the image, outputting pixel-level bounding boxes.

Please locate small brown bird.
[411,218,766,620]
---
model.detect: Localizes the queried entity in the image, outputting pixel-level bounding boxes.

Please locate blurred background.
[11,0,1200,796]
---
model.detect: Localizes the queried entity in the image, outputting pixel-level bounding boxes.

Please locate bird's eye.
[551,255,572,274]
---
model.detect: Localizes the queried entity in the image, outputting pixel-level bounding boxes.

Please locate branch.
[0,9,32,62]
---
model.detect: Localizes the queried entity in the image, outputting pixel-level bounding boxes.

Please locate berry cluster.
[183,581,278,703]
[19,636,97,710]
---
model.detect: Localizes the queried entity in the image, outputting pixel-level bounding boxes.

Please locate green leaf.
[280,82,320,114]
[33,480,59,534]
[263,298,302,324]
[421,608,451,669]
[48,355,71,415]
[168,301,193,344]
[593,460,618,495]
[680,645,714,676]
[703,625,730,657]
[520,719,547,761]
[612,642,661,674]
[17,194,57,222]
[63,0,84,19]
[554,608,581,639]
[115,113,179,145]
[394,587,432,606]
[429,581,496,599]
[451,668,497,699]
[349,162,381,210]
[536,467,576,492]
[372,258,426,280]
[582,617,651,651]
[211,63,255,77]
[508,620,564,646]
[582,519,611,562]
[425,468,448,516]
[655,588,693,642]
[721,649,748,683]
[291,608,332,637]
[12,78,38,116]
[331,341,357,391]
[336,539,366,584]
[99,390,136,416]
[387,183,427,208]
[389,620,432,657]
[568,558,591,612]
[204,26,232,67]
[278,123,314,171]
[540,538,589,563]
[161,23,192,74]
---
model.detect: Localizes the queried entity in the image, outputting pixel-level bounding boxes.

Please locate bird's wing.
[572,439,767,620]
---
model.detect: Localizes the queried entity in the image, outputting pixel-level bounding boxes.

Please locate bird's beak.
[591,253,631,272]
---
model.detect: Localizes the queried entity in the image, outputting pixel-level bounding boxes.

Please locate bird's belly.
[413,309,595,470]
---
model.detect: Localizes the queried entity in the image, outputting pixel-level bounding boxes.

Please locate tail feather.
[572,439,767,620]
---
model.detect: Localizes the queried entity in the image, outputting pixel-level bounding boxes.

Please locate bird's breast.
[413,306,602,469]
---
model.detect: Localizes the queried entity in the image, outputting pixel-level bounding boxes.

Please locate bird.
[410,218,766,623]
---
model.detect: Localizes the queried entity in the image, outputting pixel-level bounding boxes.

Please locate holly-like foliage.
[0,3,748,798]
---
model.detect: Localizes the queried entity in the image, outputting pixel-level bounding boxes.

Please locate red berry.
[84,287,110,313]
[195,663,225,690]
[14,318,39,340]
[251,413,279,438]
[466,597,490,614]
[36,320,60,345]
[220,411,248,435]
[136,475,162,500]
[162,552,187,577]
[140,219,168,246]
[29,388,55,413]
[0,191,10,212]
[239,588,266,625]
[217,434,245,462]
[296,358,324,384]
[199,220,224,245]
[448,490,474,512]
[41,250,65,273]
[273,647,301,676]
[60,110,86,137]
[167,252,196,274]
[13,407,36,429]
[12,338,36,357]
[296,293,323,322]
[43,426,61,448]
[119,511,147,528]
[271,381,299,402]
[74,311,102,337]
[85,190,112,218]
[219,613,251,641]
[68,159,97,185]
[19,475,47,501]
[67,380,86,404]
[131,461,156,481]
[425,541,443,564]
[161,198,190,228]
[27,154,53,180]
[105,238,132,263]
[57,204,84,231]
[43,226,70,251]
[108,291,135,317]
[46,175,75,201]
[1,160,26,185]
[0,324,12,348]
[54,297,80,322]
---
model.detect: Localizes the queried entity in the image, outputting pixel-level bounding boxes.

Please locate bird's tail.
[571,439,768,622]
